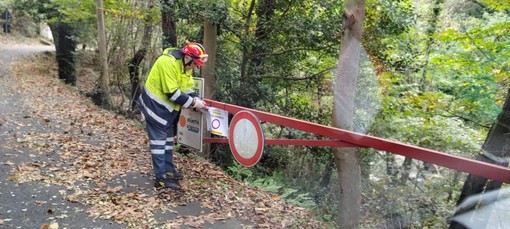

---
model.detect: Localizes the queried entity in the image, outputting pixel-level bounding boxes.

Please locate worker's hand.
[192,97,208,110]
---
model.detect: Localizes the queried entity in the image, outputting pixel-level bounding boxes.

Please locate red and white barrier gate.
[203,99,510,184]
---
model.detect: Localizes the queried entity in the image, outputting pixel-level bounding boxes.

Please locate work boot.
[167,171,184,180]
[154,178,179,189]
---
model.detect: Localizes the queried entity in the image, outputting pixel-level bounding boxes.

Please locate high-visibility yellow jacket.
[138,48,196,126]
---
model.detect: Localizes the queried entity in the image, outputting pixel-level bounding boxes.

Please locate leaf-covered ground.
[1,46,326,228]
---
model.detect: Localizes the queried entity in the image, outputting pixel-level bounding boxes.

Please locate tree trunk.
[203,18,218,100]
[94,0,112,108]
[252,0,275,74]
[236,0,276,108]
[200,18,219,158]
[420,0,444,88]
[160,0,177,48]
[450,89,510,229]
[320,155,335,190]
[385,153,397,179]
[400,156,412,184]
[238,0,257,108]
[129,0,154,111]
[49,21,77,86]
[129,49,146,110]
[332,0,365,228]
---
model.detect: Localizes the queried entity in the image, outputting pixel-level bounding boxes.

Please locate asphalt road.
[0,44,125,229]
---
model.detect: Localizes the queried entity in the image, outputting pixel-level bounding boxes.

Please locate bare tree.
[95,0,112,108]
[202,18,218,99]
[160,0,177,48]
[129,0,155,111]
[332,0,366,228]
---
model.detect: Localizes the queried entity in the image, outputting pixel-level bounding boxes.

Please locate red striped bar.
[204,138,365,147]
[205,99,510,183]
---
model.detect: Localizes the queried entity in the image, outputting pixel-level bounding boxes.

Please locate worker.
[137,42,208,189]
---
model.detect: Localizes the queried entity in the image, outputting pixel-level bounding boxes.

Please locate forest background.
[1,0,509,228]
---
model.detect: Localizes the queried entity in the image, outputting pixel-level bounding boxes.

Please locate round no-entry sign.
[228,110,264,167]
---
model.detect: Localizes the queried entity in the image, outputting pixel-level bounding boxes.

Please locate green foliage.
[176,0,228,24]
[102,0,148,20]
[228,165,323,220]
[56,0,95,21]
[481,0,510,11]
[364,0,415,63]
[361,175,461,228]
[10,0,97,45]
[430,11,509,124]
[250,174,316,209]
[251,177,282,192]
[10,0,57,21]
[211,0,345,109]
[226,161,253,181]
[374,115,484,155]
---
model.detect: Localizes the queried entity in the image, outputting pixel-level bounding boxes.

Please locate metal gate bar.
[204,138,366,147]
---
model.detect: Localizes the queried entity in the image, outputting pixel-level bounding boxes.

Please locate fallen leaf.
[257,223,271,228]
[67,193,80,203]
[116,208,135,219]
[82,170,96,178]
[255,207,269,214]
[48,221,59,229]
[201,201,215,209]
[106,186,123,193]
[35,200,46,205]
[184,220,203,228]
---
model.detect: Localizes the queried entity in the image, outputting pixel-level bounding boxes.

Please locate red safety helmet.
[181,42,208,66]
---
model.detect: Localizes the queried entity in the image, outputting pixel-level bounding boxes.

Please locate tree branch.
[464,31,498,65]
[262,66,335,81]
[441,112,492,129]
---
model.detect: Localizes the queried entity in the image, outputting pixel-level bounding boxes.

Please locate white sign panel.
[206,107,229,137]
[177,78,204,152]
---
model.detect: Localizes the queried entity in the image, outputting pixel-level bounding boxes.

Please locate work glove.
[192,97,207,110]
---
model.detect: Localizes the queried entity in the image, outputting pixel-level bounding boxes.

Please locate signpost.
[2,9,11,33]
[2,9,11,21]
[176,78,204,152]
